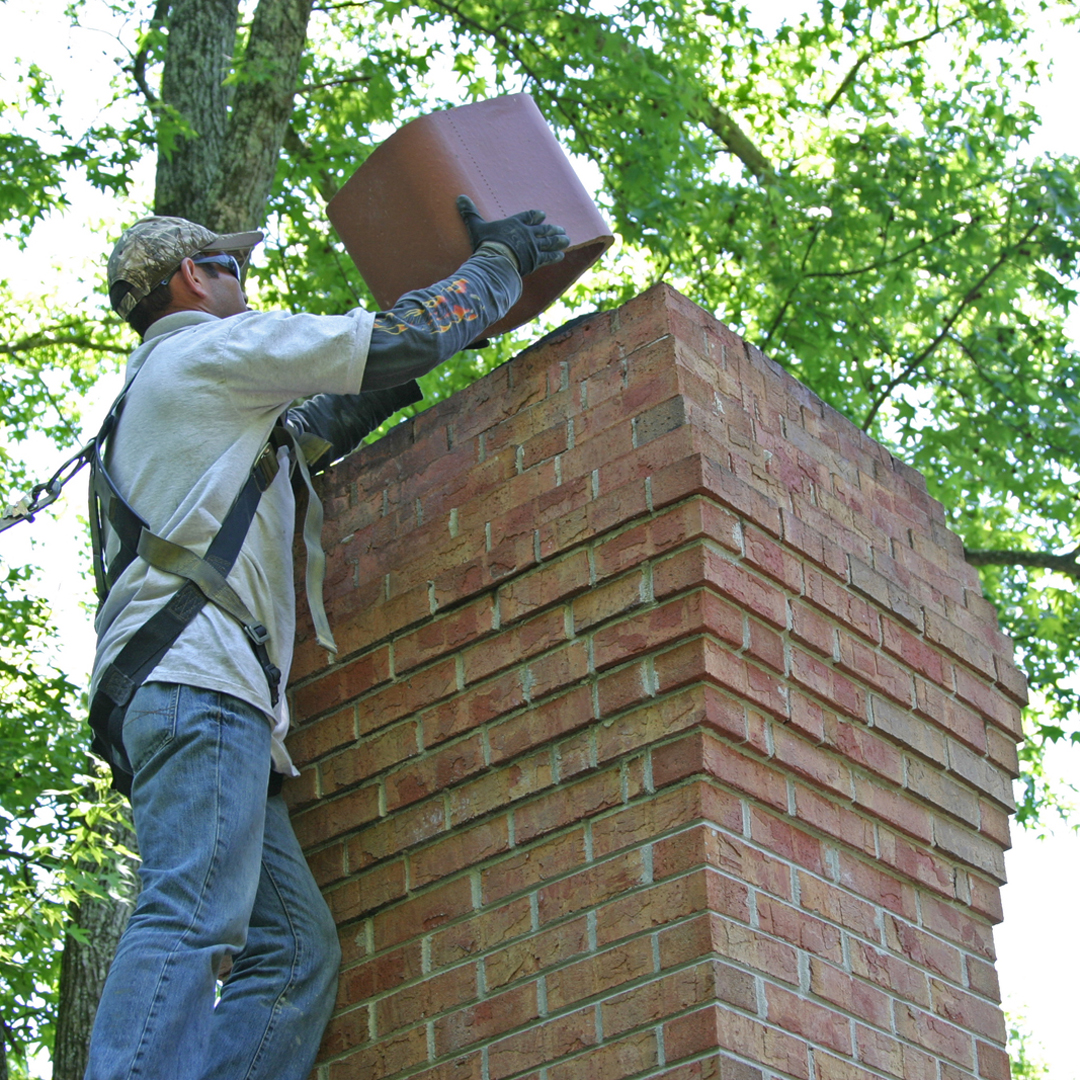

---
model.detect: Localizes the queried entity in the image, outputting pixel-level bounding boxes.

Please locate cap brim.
[202,230,264,266]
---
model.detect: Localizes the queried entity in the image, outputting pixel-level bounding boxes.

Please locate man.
[84,197,568,1080]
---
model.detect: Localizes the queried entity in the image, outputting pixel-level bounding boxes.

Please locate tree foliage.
[2,0,1080,1067]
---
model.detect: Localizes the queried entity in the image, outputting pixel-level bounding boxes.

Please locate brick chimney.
[286,284,1024,1080]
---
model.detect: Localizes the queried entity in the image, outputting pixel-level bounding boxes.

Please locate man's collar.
[142,309,220,342]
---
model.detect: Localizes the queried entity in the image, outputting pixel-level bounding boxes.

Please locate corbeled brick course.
[289,285,1023,1079]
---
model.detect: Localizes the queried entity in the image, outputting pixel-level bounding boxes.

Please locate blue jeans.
[85,683,341,1080]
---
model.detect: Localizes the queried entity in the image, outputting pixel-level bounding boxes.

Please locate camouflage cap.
[107,215,264,320]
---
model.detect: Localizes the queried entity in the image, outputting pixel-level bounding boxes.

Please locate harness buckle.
[245,623,270,646]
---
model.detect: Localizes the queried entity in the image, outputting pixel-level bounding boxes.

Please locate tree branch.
[0,332,127,359]
[965,546,1080,581]
[824,13,968,113]
[860,220,1042,431]
[128,0,172,107]
[696,101,776,184]
[297,72,372,94]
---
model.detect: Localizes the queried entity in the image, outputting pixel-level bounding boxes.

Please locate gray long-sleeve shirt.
[91,247,521,774]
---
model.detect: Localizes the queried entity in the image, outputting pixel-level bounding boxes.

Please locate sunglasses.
[192,253,242,279]
[152,252,243,296]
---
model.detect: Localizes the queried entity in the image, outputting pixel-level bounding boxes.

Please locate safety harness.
[83,371,338,795]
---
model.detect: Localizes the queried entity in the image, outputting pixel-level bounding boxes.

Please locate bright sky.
[2,0,1079,1077]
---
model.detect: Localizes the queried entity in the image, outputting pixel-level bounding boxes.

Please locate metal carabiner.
[0,443,92,536]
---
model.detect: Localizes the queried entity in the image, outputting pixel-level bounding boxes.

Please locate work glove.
[456,194,570,277]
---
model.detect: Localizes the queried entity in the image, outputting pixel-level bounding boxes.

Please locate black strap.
[88,430,286,793]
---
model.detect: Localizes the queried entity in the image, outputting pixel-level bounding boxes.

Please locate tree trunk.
[154,0,242,222]
[51,807,138,1080]
[207,0,316,232]
[155,0,314,233]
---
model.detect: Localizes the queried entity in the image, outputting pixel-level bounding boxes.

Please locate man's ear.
[172,257,211,302]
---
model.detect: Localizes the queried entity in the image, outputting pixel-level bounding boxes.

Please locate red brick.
[914,678,987,754]
[481,828,588,904]
[895,1003,975,1068]
[797,872,881,941]
[953,667,1023,737]
[597,685,747,764]
[742,525,805,592]
[375,962,477,1034]
[287,704,356,768]
[651,731,787,811]
[803,567,881,643]
[545,936,655,1011]
[881,615,948,688]
[849,939,931,1007]
[292,784,380,850]
[594,590,740,670]
[822,712,904,785]
[326,858,407,921]
[977,1039,1012,1080]
[537,849,648,925]
[498,549,592,625]
[372,875,475,951]
[320,719,419,796]
[930,978,1006,1042]
[591,780,743,858]
[875,829,957,898]
[653,825,792,900]
[462,607,566,684]
[294,646,392,719]
[766,982,852,1055]
[661,911,799,985]
[434,982,542,1059]
[327,1024,428,1079]
[852,774,933,842]
[871,695,947,764]
[402,1054,484,1080]
[394,598,495,673]
[347,798,446,870]
[746,617,785,673]
[489,685,594,763]
[837,632,914,707]
[919,894,997,960]
[319,1004,370,1060]
[448,750,554,827]
[486,1007,596,1078]
[756,896,843,964]
[483,915,590,991]
[790,784,876,855]
[547,1031,658,1080]
[808,959,892,1028]
[385,734,485,811]
[357,657,459,735]
[596,660,653,717]
[966,873,1005,924]
[338,941,424,1007]
[790,599,836,658]
[513,766,622,844]
[421,670,526,746]
[655,637,789,720]
[789,646,868,722]
[408,817,511,888]
[596,870,751,946]
[663,1005,810,1079]
[572,568,647,633]
[853,1025,938,1080]
[884,915,964,981]
[653,544,787,629]
[772,723,853,799]
[428,897,533,970]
